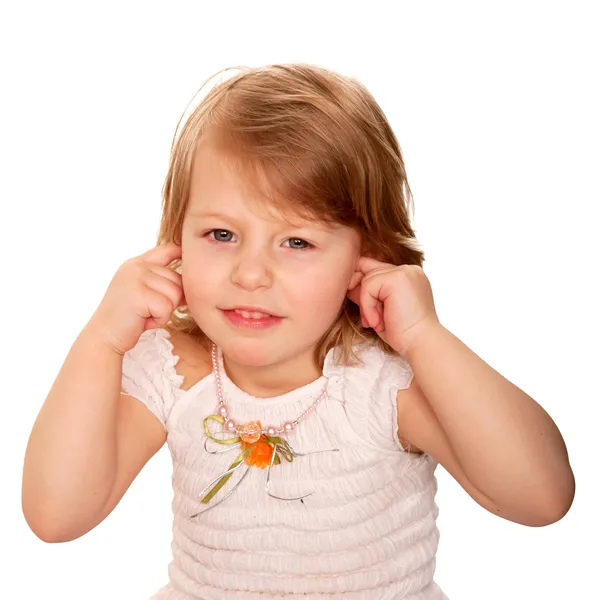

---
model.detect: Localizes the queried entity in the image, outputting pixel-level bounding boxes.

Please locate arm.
[396,320,575,527]
[22,321,166,543]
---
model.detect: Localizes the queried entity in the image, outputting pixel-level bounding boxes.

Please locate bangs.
[203,115,360,231]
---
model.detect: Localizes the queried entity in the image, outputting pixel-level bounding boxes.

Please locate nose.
[230,247,273,291]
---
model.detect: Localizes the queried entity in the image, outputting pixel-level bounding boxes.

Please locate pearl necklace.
[211,342,327,441]
[189,344,337,516]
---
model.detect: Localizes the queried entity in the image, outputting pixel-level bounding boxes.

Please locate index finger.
[356,256,389,274]
[138,242,182,266]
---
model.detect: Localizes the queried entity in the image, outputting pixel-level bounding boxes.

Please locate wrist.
[397,317,445,362]
[83,317,128,357]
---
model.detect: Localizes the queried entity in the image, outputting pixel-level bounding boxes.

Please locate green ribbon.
[200,414,296,505]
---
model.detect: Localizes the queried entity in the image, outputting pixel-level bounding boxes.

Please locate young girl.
[22,64,575,599]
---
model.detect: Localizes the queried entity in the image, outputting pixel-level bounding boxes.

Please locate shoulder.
[122,325,212,392]
[325,342,413,392]
[395,380,426,454]
[120,326,212,428]
[163,324,212,391]
[122,327,177,377]
[350,342,414,388]
[325,342,422,454]
[373,347,423,454]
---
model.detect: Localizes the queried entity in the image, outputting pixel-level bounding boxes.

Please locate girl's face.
[180,143,362,374]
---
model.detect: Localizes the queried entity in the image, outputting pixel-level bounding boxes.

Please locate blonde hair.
[157,63,425,368]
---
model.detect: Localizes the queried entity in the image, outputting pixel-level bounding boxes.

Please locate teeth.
[234,309,272,319]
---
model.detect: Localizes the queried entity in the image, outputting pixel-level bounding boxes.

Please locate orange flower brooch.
[189,344,338,518]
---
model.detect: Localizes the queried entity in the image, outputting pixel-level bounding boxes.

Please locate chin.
[224,336,286,364]
[194,308,325,366]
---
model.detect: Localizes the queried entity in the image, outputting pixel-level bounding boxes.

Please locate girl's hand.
[88,242,185,355]
[347,256,440,357]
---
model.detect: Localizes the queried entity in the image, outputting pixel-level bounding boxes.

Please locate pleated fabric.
[121,329,448,600]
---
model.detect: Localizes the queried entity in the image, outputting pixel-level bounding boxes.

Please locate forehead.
[188,142,331,229]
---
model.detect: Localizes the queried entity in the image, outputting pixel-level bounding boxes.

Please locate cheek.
[286,269,348,315]
[181,257,223,300]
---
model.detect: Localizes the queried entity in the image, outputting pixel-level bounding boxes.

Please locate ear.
[179,290,188,308]
[347,268,363,292]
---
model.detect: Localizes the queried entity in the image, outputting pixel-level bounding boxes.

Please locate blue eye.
[205,230,312,250]
[283,238,311,250]
[208,229,236,242]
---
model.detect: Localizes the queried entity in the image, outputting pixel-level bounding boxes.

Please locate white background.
[2,1,597,598]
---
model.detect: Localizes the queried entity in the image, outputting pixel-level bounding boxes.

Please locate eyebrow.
[188,210,335,232]
[188,211,240,223]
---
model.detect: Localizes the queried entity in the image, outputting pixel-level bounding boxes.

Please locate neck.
[219,345,323,398]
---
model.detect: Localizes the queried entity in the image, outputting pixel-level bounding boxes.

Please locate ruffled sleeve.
[120,328,184,431]
[323,342,414,453]
[378,350,415,452]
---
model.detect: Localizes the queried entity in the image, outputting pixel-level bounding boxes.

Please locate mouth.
[222,306,282,319]
[220,306,284,330]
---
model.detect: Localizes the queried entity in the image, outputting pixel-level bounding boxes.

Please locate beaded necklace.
[190,342,338,518]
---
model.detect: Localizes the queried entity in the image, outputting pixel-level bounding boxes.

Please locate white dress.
[121,328,448,600]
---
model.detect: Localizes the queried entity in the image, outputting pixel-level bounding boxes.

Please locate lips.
[224,306,282,319]
[221,307,284,330]
[232,309,272,319]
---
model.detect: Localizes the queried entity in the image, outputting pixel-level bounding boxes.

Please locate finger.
[347,270,364,291]
[143,289,177,325]
[138,242,182,267]
[355,256,390,275]
[345,285,369,328]
[374,300,385,332]
[359,278,383,330]
[143,271,185,310]
[148,264,183,288]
